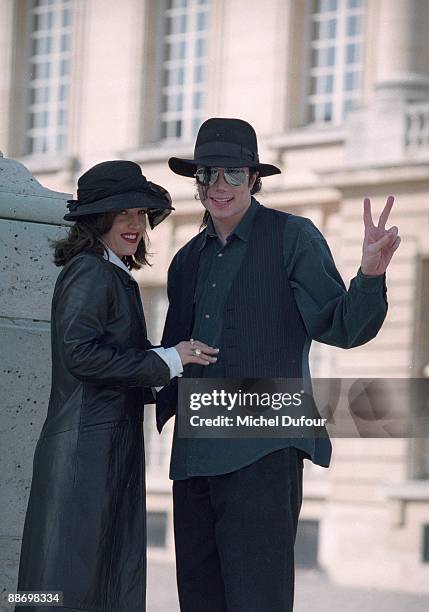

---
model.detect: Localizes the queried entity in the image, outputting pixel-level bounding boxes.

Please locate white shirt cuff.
[150,347,183,380]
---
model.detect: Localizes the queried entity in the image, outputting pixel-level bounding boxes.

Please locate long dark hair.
[52,212,151,270]
[199,169,262,229]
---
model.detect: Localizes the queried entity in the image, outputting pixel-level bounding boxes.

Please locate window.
[308,0,365,125]
[160,0,210,141]
[27,0,73,154]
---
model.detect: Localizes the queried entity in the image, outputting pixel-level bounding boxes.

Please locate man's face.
[197,167,257,226]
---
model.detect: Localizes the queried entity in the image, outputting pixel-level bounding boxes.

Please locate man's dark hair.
[52,212,151,270]
[199,169,262,229]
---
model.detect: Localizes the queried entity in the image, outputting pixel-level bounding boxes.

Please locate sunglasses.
[195,167,249,187]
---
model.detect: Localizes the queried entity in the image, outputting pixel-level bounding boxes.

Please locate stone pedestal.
[0,153,71,599]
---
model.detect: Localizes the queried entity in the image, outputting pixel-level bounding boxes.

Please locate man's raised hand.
[361,195,401,276]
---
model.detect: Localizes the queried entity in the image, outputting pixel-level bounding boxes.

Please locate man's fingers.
[382,236,402,269]
[366,232,392,253]
[377,195,394,229]
[366,227,399,252]
[363,197,375,230]
[391,235,401,251]
[385,226,399,245]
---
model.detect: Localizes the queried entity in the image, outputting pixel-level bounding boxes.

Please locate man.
[157,118,401,611]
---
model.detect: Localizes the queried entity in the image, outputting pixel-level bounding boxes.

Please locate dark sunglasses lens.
[224,168,247,186]
[196,168,218,186]
[195,169,207,185]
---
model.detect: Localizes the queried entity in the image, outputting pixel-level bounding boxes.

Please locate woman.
[16,160,217,611]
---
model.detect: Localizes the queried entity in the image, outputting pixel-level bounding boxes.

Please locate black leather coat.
[16,252,170,611]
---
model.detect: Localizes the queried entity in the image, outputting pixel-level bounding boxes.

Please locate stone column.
[0,154,71,595]
[375,0,429,101]
[346,0,429,165]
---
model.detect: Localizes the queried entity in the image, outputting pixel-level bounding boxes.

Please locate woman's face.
[101,208,147,258]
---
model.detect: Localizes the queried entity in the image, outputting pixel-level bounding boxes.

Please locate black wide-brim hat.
[168,117,281,178]
[65,160,174,229]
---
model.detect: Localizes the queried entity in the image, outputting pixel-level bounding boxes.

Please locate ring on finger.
[193,348,202,356]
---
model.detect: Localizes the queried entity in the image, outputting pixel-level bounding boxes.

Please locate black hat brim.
[168,157,281,178]
[64,190,174,229]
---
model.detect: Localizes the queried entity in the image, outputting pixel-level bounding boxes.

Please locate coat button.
[204,314,210,319]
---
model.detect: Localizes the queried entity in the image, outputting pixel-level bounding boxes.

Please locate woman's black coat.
[16,251,170,611]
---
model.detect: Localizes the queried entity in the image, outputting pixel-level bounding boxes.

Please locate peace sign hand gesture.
[361,196,401,276]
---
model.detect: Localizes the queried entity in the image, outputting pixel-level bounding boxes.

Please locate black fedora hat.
[65,160,174,229]
[168,117,281,178]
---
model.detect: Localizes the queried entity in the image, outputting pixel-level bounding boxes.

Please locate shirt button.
[205,314,210,319]
[212,283,216,287]
[217,253,223,257]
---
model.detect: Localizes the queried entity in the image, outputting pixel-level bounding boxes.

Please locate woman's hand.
[174,339,219,366]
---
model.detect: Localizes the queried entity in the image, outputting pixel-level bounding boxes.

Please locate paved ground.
[147,561,429,612]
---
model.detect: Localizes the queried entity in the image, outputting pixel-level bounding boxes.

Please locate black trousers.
[173,448,304,612]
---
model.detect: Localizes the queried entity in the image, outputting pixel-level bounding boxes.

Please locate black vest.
[156,205,332,468]
[217,206,306,379]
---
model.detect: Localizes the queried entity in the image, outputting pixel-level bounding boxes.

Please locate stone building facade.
[1,0,429,594]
